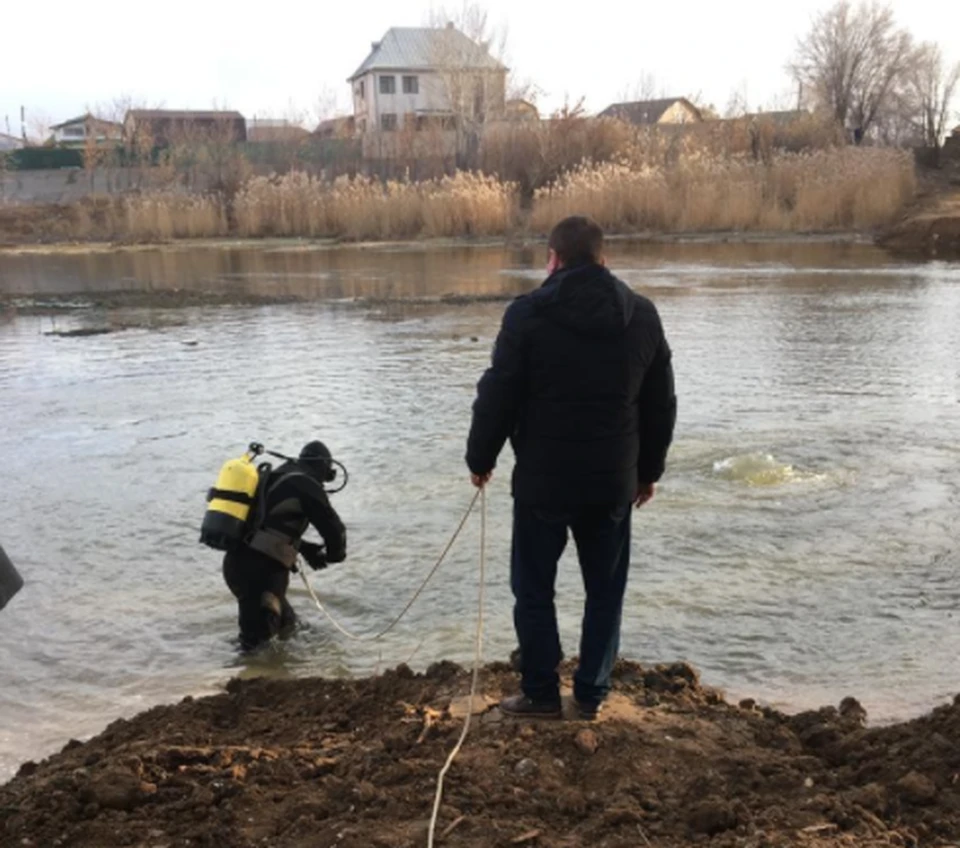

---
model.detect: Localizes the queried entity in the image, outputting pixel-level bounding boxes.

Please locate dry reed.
[3,144,916,244]
[530,147,916,234]
[233,171,518,240]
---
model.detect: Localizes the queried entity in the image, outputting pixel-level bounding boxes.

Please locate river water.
[0,240,958,781]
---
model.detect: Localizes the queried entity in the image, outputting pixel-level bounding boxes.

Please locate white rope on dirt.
[298,487,481,642]
[427,485,486,848]
[298,484,489,848]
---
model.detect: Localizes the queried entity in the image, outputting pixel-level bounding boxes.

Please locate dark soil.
[3,660,959,848]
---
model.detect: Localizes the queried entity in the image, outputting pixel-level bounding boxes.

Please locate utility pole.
[21,106,26,143]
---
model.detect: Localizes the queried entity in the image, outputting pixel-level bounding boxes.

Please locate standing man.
[466,216,676,719]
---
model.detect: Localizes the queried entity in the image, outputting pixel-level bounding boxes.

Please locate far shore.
[0,229,880,258]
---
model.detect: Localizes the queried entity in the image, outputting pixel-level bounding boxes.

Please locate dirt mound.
[879,211,960,257]
[3,660,959,848]
[879,169,960,257]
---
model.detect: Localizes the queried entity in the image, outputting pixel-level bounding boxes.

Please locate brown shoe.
[499,694,562,719]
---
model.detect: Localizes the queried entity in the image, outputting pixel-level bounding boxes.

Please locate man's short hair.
[548,216,604,267]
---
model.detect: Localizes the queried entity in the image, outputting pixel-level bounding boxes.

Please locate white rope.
[299,484,489,846]
[427,485,486,848]
[298,488,481,642]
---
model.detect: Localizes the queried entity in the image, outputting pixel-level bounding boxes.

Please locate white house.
[0,132,23,151]
[348,25,506,135]
[49,114,123,148]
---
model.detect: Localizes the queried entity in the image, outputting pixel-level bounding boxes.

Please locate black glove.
[325,546,346,565]
[300,542,328,571]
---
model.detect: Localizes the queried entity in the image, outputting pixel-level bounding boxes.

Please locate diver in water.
[216,441,347,651]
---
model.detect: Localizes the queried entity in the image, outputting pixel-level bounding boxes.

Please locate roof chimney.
[371,41,381,50]
[445,21,454,29]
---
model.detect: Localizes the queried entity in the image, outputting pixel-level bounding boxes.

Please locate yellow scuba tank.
[199,443,267,551]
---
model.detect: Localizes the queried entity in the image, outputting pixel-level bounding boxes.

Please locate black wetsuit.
[222,461,346,650]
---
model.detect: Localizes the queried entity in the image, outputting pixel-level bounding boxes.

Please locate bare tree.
[724,81,751,119]
[89,95,162,189]
[312,85,343,129]
[164,110,249,195]
[789,1,913,137]
[427,2,508,72]
[507,75,544,110]
[25,110,53,146]
[617,71,663,104]
[82,123,108,192]
[685,91,719,121]
[426,3,509,163]
[901,42,960,147]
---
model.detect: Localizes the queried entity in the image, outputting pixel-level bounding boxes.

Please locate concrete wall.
[0,168,194,205]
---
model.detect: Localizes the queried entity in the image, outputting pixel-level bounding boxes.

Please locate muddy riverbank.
[878,192,960,257]
[2,660,959,848]
[1,207,954,260]
[876,166,960,257]
[0,199,895,259]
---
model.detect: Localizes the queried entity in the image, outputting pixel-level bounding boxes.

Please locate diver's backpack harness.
[199,442,348,564]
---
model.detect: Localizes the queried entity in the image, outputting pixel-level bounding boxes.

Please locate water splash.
[712,452,810,486]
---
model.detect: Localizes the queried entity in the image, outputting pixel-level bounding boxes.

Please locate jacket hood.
[535,263,634,337]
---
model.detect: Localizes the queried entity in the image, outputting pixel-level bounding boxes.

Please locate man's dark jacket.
[466,263,676,508]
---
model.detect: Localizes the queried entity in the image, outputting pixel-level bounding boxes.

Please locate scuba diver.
[201,440,347,651]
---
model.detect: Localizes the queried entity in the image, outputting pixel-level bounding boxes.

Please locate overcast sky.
[2,0,957,135]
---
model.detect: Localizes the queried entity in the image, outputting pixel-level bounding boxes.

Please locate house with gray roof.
[49,114,123,148]
[123,110,246,148]
[349,25,507,135]
[599,98,702,127]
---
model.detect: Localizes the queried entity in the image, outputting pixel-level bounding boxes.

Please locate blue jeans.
[510,501,632,707]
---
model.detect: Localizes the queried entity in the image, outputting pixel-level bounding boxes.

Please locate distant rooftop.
[126,110,245,121]
[598,98,700,125]
[49,113,122,130]
[349,26,506,81]
[247,118,303,128]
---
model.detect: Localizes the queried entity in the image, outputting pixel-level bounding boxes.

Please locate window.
[473,87,486,121]
[416,114,457,132]
[63,126,85,138]
[402,75,419,95]
[358,81,365,99]
[379,75,396,95]
[380,113,397,132]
